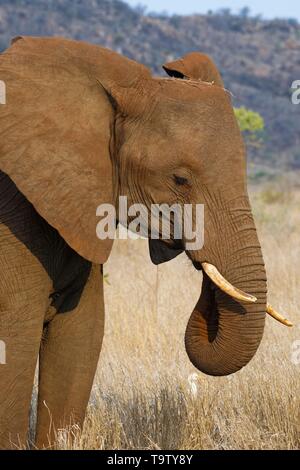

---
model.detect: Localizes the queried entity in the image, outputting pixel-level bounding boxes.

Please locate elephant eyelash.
[173,174,189,186]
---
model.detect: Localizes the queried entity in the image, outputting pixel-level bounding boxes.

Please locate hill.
[0,0,299,172]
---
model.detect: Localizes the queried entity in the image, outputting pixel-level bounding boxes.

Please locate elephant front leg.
[0,222,52,449]
[0,302,45,449]
[35,265,105,449]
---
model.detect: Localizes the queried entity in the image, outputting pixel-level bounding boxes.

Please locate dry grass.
[37,179,300,450]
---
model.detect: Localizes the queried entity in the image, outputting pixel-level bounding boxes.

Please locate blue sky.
[126,0,300,21]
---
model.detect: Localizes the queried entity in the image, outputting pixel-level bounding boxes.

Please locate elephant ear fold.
[0,37,116,264]
[11,36,23,45]
[163,52,224,86]
[148,239,183,265]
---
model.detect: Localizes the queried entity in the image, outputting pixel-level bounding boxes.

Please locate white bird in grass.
[188,373,200,398]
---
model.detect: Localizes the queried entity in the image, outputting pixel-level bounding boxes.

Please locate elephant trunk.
[185,205,267,376]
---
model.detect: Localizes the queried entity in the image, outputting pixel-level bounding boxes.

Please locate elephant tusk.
[266,303,293,327]
[201,262,257,303]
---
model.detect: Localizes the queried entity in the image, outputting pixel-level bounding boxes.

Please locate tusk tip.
[276,319,293,327]
[266,304,293,328]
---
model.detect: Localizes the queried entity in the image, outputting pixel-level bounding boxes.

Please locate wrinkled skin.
[0,38,267,448]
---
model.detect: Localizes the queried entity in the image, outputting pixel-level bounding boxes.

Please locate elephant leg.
[35,264,104,448]
[0,302,47,449]
[0,225,51,449]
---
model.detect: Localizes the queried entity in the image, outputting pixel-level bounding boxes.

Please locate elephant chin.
[184,270,266,376]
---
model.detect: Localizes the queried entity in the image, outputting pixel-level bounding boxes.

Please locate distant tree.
[218,8,231,16]
[239,6,251,18]
[234,106,265,147]
[170,15,181,27]
[287,18,298,27]
[134,3,147,16]
[254,14,263,22]
[148,10,169,18]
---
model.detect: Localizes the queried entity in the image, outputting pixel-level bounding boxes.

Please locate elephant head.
[110,68,268,377]
[0,38,290,377]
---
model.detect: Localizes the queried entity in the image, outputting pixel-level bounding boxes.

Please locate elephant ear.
[163,52,224,86]
[0,36,118,264]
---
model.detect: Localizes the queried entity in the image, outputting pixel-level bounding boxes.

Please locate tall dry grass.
[38,180,300,449]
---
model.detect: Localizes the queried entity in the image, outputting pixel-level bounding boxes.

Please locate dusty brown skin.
[0,37,267,448]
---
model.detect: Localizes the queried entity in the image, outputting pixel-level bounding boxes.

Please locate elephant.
[0,36,290,449]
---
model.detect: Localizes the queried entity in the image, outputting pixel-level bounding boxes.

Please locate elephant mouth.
[148,238,184,265]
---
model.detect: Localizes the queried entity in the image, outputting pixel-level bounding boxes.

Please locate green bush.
[234,106,265,148]
[234,106,264,133]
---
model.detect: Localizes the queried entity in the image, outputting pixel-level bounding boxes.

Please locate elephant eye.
[173,174,189,186]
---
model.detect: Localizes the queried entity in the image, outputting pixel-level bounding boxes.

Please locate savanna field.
[29,175,300,450]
